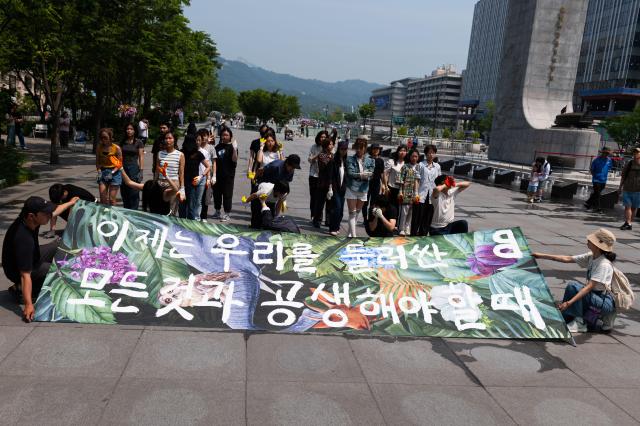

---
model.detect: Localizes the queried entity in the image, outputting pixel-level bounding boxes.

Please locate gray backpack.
[607,268,635,310]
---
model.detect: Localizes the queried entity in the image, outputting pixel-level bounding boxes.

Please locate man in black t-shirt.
[2,196,79,321]
[151,122,171,173]
[46,183,96,238]
[366,195,398,237]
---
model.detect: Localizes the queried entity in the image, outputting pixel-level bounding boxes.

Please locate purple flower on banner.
[58,246,136,283]
[466,245,517,276]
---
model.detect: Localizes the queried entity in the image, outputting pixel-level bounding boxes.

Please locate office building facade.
[370,78,414,120]
[405,65,462,129]
[574,0,640,117]
[459,0,508,123]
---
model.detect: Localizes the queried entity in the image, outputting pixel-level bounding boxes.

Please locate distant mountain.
[218,58,383,113]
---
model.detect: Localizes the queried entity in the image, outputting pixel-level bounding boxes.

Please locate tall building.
[405,65,462,129]
[459,0,508,123]
[574,0,640,117]
[370,78,415,120]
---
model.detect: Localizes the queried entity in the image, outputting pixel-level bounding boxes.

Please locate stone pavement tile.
[370,383,515,425]
[0,298,32,326]
[0,326,32,362]
[599,388,640,422]
[349,338,478,386]
[99,378,245,426]
[569,332,620,345]
[246,334,364,383]
[445,339,590,387]
[487,387,638,425]
[0,375,117,425]
[0,327,141,378]
[612,335,640,353]
[124,329,245,382]
[542,341,640,388]
[246,381,385,425]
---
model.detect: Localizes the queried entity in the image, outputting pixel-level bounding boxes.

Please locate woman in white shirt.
[413,144,441,235]
[533,228,617,333]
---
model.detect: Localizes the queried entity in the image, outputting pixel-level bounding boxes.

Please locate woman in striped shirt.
[155,132,185,216]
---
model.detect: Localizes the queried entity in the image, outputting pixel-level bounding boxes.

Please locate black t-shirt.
[368,205,398,237]
[2,220,39,284]
[59,184,95,203]
[184,151,205,183]
[120,139,144,165]
[372,157,385,181]
[215,143,237,178]
[250,138,261,154]
[12,112,23,131]
[151,134,166,155]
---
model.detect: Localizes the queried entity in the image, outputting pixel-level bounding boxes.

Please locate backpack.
[606,267,635,310]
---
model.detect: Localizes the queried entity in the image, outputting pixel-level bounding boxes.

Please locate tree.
[358,103,375,134]
[478,101,495,137]
[216,87,239,116]
[344,112,358,123]
[602,106,640,150]
[238,89,300,125]
[442,128,452,139]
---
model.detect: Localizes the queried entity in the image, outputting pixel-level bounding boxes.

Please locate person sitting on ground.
[120,164,181,215]
[46,183,97,238]
[366,195,398,237]
[2,196,80,321]
[429,174,471,236]
[532,228,618,333]
[242,180,290,227]
[258,195,300,233]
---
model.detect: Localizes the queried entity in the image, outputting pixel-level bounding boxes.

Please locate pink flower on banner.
[466,245,517,276]
[58,246,136,283]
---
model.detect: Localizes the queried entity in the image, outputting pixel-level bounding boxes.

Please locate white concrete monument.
[489,0,600,170]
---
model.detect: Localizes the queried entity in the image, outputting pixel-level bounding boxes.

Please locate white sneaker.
[212,211,222,219]
[601,312,617,332]
[567,317,587,333]
[221,214,230,222]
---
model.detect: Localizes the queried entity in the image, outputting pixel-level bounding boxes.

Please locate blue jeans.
[329,191,345,232]
[6,125,15,146]
[121,162,141,210]
[14,127,25,148]
[562,281,615,322]
[185,178,205,220]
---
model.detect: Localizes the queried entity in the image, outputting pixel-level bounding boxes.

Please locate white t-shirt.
[138,120,148,138]
[256,182,285,204]
[385,159,405,189]
[417,161,441,203]
[572,252,613,292]
[430,187,459,229]
[262,150,280,166]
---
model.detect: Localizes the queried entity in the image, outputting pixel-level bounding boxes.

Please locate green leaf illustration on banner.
[49,263,115,324]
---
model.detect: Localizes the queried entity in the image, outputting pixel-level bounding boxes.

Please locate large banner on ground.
[34,201,571,340]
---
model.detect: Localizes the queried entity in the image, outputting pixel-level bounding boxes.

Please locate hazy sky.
[184,0,477,84]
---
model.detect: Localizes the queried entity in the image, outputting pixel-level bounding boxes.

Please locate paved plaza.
[0,130,639,425]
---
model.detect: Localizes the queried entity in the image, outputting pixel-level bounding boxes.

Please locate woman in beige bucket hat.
[532,228,617,333]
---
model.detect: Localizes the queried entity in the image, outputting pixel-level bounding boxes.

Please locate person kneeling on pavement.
[532,228,618,333]
[366,195,397,237]
[429,174,471,236]
[2,196,80,321]
[242,180,290,226]
[46,183,97,238]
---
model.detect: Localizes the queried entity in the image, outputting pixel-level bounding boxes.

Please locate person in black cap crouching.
[2,196,79,321]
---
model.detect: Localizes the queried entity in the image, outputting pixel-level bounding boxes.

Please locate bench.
[453,162,472,175]
[472,166,492,180]
[439,159,454,172]
[494,170,515,185]
[32,124,48,138]
[600,190,619,209]
[551,181,578,199]
[70,130,90,153]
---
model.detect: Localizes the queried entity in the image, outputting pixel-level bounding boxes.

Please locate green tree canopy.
[343,112,358,123]
[358,103,375,120]
[238,89,300,125]
[602,106,640,150]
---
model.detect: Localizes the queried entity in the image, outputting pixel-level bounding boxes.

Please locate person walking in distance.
[585,147,612,212]
[619,147,640,230]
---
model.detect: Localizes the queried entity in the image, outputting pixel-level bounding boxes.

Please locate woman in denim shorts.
[95,128,123,206]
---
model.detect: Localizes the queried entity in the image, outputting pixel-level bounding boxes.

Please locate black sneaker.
[620,222,632,230]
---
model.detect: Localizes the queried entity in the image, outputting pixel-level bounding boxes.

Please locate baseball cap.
[285,154,301,169]
[24,196,55,215]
